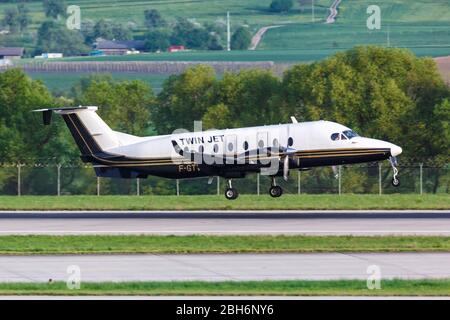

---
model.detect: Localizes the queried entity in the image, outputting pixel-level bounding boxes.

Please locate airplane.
[34,106,402,200]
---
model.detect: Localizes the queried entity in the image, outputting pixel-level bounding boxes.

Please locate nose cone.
[390,144,403,157]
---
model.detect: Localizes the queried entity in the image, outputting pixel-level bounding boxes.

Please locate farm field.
[1,1,449,57]
[0,0,327,33]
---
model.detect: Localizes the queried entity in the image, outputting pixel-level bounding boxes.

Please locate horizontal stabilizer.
[33,106,98,125]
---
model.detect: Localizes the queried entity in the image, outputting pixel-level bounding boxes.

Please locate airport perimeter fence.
[0,158,448,196]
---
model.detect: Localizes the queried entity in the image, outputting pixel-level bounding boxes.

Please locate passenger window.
[331,133,340,141]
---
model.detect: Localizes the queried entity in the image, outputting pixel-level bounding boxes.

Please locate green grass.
[0,279,448,296]
[0,194,448,210]
[0,235,448,255]
[259,0,450,53]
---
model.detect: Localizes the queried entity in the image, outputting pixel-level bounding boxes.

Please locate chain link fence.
[0,159,448,196]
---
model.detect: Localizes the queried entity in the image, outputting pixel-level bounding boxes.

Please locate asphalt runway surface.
[0,210,449,235]
[0,253,449,282]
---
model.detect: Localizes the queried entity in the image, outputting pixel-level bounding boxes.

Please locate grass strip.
[0,235,448,255]
[0,279,449,296]
[0,194,449,210]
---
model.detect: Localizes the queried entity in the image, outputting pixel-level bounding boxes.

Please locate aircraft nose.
[390,144,403,157]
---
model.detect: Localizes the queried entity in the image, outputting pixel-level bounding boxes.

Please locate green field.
[2,0,449,61]
[0,279,448,296]
[0,235,448,255]
[260,0,450,52]
[0,0,321,33]
[0,194,448,210]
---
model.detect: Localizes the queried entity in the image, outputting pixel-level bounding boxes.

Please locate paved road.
[326,0,343,24]
[0,210,449,235]
[0,253,449,282]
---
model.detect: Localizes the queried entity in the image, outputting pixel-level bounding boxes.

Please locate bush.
[269,0,294,13]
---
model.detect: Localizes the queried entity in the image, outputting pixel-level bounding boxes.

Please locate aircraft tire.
[269,186,283,198]
[391,177,400,187]
[225,188,239,200]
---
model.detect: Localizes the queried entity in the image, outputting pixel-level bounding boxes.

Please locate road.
[249,25,282,50]
[0,210,449,235]
[0,253,449,282]
[326,0,342,24]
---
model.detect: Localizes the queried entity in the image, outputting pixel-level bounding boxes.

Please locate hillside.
[259,0,450,51]
[1,0,449,57]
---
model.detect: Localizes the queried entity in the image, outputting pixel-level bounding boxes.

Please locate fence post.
[17,163,21,197]
[338,166,342,195]
[378,162,382,195]
[136,178,140,196]
[298,170,301,195]
[57,164,61,196]
[419,163,423,195]
[96,177,100,196]
[257,173,260,196]
[216,176,220,196]
[176,179,180,196]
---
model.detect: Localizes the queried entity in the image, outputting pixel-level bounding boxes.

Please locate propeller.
[280,146,296,181]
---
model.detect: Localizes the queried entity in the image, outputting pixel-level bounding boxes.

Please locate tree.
[75,78,155,136]
[214,69,283,127]
[144,9,166,29]
[282,46,450,159]
[36,21,89,56]
[17,3,31,32]
[0,69,60,162]
[2,8,19,33]
[144,28,171,52]
[230,26,252,50]
[92,19,132,40]
[152,65,217,134]
[43,0,67,19]
[170,18,212,50]
[270,0,294,12]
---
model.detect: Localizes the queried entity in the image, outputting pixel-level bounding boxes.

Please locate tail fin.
[34,106,137,160]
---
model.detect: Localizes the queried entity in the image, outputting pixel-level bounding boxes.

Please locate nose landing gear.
[269,177,283,198]
[389,156,400,187]
[225,179,239,200]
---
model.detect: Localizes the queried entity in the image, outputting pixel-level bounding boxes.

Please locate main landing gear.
[389,156,400,187]
[225,179,239,200]
[224,177,284,200]
[269,177,283,198]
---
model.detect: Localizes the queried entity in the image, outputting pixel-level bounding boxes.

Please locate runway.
[0,210,449,235]
[0,253,449,282]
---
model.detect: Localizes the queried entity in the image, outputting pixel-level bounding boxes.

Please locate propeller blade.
[283,156,289,181]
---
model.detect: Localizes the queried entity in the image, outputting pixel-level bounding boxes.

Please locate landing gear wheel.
[225,188,239,200]
[269,185,283,198]
[391,177,400,187]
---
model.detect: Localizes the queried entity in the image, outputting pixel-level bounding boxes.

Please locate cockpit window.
[343,130,359,139]
[331,133,340,141]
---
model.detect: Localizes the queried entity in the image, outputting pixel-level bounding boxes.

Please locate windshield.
[343,130,359,139]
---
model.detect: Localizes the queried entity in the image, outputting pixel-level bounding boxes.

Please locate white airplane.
[34,106,402,200]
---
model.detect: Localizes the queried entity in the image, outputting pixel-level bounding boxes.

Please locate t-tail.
[33,106,139,163]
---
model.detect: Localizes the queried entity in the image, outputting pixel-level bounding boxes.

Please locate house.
[94,40,146,55]
[0,47,24,59]
[168,45,185,53]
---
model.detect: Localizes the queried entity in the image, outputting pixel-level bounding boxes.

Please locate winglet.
[290,116,298,124]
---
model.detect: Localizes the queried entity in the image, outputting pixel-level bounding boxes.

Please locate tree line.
[0,46,449,194]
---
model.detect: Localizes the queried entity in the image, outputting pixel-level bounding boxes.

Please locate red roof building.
[168,45,185,53]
